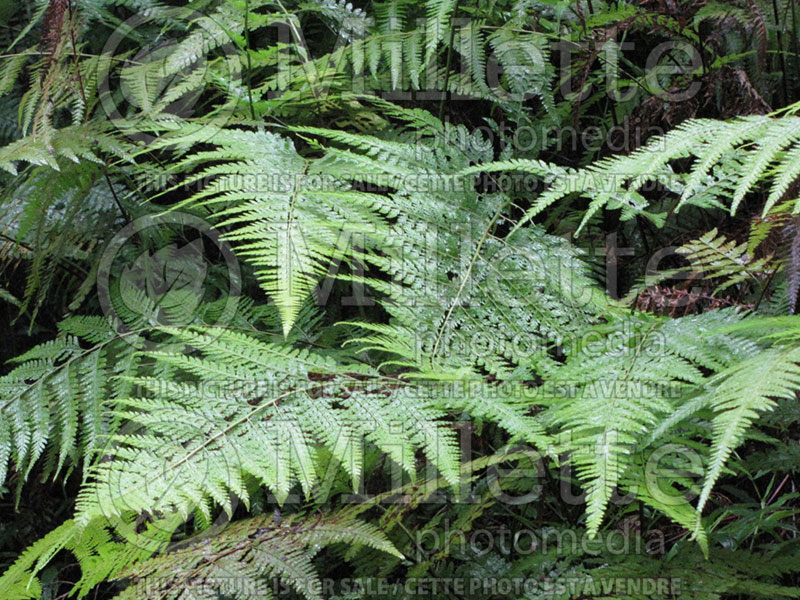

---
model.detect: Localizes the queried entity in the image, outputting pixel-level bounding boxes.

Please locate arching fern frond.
[697,343,800,517]
[73,325,464,527]
[475,109,800,234]
[540,309,758,539]
[108,512,401,600]
[0,315,141,492]
[160,127,392,337]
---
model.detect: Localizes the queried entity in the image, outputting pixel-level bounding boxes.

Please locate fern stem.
[431,199,507,360]
[275,0,318,99]
[103,171,129,223]
[244,0,256,121]
[771,0,789,105]
[753,264,779,312]
[438,0,460,122]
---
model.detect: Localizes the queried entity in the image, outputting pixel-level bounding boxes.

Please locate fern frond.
[0,123,127,175]
[477,110,800,234]
[542,309,753,537]
[0,515,179,600]
[546,318,693,535]
[296,123,615,377]
[161,128,391,336]
[424,0,457,65]
[74,325,464,527]
[697,344,800,516]
[676,228,773,293]
[109,512,400,600]
[0,315,137,490]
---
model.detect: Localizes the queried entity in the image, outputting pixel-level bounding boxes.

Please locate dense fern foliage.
[1,0,800,598]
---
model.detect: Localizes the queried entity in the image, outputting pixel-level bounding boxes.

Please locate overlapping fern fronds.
[290,120,614,377]
[2,1,800,596]
[538,309,760,542]
[0,508,399,600]
[108,511,401,600]
[471,108,800,234]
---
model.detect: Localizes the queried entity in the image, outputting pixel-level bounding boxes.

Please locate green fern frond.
[676,228,773,293]
[0,315,138,491]
[476,110,800,234]
[0,123,128,175]
[424,0,457,65]
[162,127,391,336]
[542,309,753,538]
[547,318,691,535]
[0,515,179,600]
[74,325,463,527]
[697,344,800,516]
[295,122,614,377]
[109,512,400,600]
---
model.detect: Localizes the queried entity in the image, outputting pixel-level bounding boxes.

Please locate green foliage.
[1,0,800,598]
[0,315,139,492]
[159,127,392,336]
[112,512,400,600]
[478,110,800,235]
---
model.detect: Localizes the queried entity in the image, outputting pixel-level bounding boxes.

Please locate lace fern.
[0,315,140,491]
[472,109,800,234]
[108,511,400,600]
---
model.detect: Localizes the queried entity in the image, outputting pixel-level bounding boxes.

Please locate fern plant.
[471,109,800,233]
[2,0,800,598]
